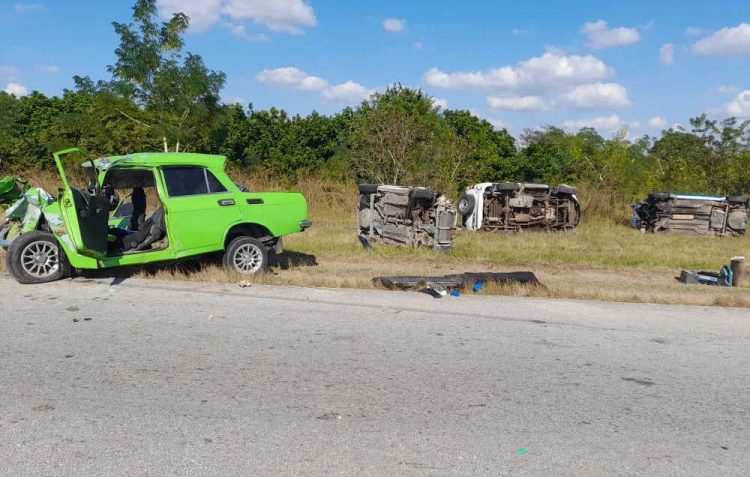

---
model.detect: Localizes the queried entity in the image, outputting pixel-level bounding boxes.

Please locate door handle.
[218,199,235,206]
[246,198,264,205]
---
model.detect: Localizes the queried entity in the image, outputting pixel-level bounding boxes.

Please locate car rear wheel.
[6,231,69,284]
[223,236,268,275]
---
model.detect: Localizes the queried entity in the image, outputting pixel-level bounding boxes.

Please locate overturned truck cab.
[632,193,748,236]
[458,182,580,232]
[357,184,456,251]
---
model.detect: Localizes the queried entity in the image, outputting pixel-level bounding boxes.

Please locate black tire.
[6,231,69,284]
[554,184,577,195]
[411,188,435,200]
[649,192,670,201]
[726,196,747,205]
[358,184,380,194]
[223,236,269,275]
[493,182,521,192]
[457,193,476,216]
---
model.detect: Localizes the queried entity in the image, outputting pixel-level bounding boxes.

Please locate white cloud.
[230,24,270,42]
[685,26,704,37]
[34,65,59,73]
[13,3,47,13]
[659,43,674,64]
[581,20,641,49]
[382,18,406,33]
[257,67,374,103]
[561,114,631,134]
[157,0,222,32]
[157,0,316,35]
[725,90,750,117]
[432,97,449,110]
[557,82,630,109]
[414,42,423,51]
[487,95,548,111]
[321,81,374,103]
[691,23,750,55]
[512,28,530,36]
[0,65,19,81]
[424,51,612,92]
[4,82,29,96]
[717,85,738,95]
[223,95,245,105]
[648,116,667,129]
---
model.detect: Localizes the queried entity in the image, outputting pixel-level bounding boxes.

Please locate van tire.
[6,231,69,284]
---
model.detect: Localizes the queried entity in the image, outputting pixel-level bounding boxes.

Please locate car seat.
[122,207,166,252]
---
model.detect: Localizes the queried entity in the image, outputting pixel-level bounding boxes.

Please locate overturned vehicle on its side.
[357,184,456,251]
[458,182,580,232]
[632,193,748,236]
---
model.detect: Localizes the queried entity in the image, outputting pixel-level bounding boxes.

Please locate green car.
[1,149,311,284]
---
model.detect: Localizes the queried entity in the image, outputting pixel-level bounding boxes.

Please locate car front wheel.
[223,236,269,275]
[6,231,69,284]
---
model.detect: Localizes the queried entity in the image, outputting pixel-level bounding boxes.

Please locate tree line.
[1,0,749,216]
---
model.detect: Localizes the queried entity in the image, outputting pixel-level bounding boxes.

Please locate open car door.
[53,148,110,259]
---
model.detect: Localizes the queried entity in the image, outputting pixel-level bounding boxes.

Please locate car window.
[163,167,227,197]
[206,170,227,193]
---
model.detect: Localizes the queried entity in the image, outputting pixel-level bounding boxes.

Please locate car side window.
[163,167,227,197]
[206,170,227,193]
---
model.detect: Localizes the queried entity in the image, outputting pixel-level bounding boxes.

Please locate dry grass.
[3,170,750,307]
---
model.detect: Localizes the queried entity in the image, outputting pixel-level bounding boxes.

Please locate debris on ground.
[679,256,749,287]
[237,280,252,288]
[374,272,540,296]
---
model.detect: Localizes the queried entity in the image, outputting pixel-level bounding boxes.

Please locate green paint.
[516,447,528,455]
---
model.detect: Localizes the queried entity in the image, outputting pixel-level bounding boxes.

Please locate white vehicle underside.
[459,182,580,232]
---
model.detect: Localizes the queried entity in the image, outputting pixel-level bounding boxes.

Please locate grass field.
[2,172,750,307]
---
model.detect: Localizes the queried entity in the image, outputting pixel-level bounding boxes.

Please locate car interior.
[102,168,169,256]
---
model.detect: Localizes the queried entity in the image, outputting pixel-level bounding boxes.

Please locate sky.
[1,0,750,138]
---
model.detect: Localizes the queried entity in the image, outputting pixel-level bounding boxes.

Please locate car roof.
[88,152,226,170]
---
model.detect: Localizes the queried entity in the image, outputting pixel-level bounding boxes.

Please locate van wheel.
[223,236,268,275]
[6,231,69,284]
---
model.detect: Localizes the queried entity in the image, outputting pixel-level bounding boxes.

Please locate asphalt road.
[1,274,749,476]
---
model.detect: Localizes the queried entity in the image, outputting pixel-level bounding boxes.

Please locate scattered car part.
[459,182,580,232]
[358,184,456,251]
[632,193,748,236]
[2,149,310,284]
[373,271,540,290]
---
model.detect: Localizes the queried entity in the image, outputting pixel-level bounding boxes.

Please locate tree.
[108,0,225,152]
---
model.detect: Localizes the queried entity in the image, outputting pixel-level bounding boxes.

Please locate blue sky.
[1,0,749,138]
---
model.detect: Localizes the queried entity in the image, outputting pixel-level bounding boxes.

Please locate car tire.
[457,193,476,216]
[411,188,435,200]
[553,185,577,195]
[493,182,521,192]
[6,231,69,284]
[223,236,269,275]
[358,184,380,194]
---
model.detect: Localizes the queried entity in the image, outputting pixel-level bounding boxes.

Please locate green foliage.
[3,0,750,219]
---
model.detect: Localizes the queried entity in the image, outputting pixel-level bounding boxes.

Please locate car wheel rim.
[233,243,263,273]
[21,240,60,278]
